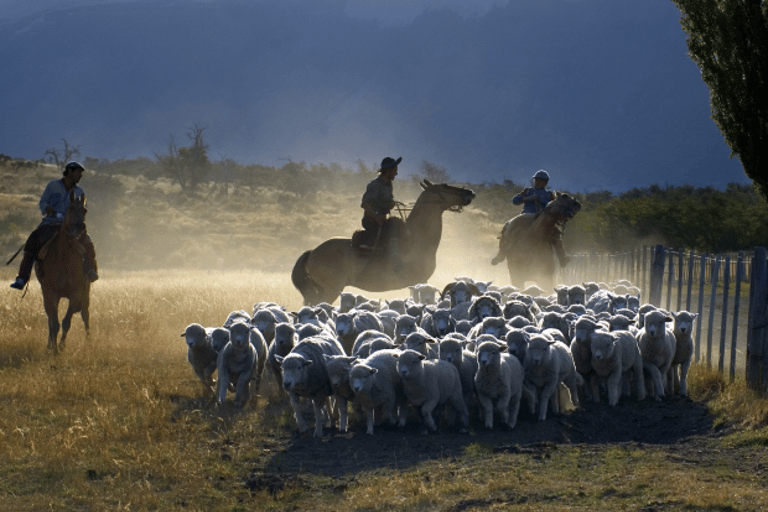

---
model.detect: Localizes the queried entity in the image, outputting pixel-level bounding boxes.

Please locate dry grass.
[1,269,767,511]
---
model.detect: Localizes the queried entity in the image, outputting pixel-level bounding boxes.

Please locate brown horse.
[292,180,476,305]
[35,190,91,353]
[495,193,581,290]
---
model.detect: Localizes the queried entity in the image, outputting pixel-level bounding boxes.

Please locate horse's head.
[63,190,88,238]
[419,179,476,211]
[546,192,581,221]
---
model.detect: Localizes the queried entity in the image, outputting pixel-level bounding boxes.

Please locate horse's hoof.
[491,255,503,265]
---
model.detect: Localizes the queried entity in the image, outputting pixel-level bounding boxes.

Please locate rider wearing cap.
[359,156,400,251]
[10,161,99,290]
[491,169,570,267]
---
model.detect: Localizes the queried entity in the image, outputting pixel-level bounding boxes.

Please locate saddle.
[37,232,87,262]
[351,229,388,256]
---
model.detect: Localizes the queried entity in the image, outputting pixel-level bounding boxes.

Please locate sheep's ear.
[275,355,284,364]
[418,354,427,361]
[180,332,186,337]
[304,360,313,367]
[369,367,378,375]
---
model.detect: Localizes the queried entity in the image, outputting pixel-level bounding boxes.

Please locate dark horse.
[292,180,476,305]
[35,190,91,353]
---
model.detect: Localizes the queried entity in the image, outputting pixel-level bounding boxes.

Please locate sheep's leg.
[538,383,557,421]
[420,400,439,433]
[590,373,601,403]
[496,390,511,427]
[234,373,251,408]
[312,397,326,438]
[478,394,495,429]
[643,363,664,401]
[508,390,522,429]
[679,360,691,396]
[365,407,376,435]
[633,365,646,401]
[217,370,230,404]
[606,370,622,407]
[289,392,310,433]
[336,396,348,433]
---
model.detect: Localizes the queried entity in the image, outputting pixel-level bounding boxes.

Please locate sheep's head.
[394,349,425,378]
[210,327,230,352]
[402,331,436,356]
[476,340,504,368]
[279,353,312,391]
[228,321,252,351]
[438,338,463,365]
[590,332,616,361]
[181,323,208,348]
[673,311,698,336]
[525,335,554,366]
[349,363,378,394]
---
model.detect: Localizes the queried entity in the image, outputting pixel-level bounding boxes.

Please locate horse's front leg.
[60,300,80,351]
[43,294,60,353]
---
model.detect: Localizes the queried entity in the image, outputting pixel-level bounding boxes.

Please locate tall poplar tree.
[671,0,768,199]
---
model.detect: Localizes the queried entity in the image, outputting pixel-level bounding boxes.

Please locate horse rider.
[359,156,400,252]
[491,169,570,267]
[10,161,99,290]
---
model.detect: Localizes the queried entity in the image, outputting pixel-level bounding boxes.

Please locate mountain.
[0,0,749,193]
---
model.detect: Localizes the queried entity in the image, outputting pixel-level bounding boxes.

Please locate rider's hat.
[379,156,402,172]
[532,169,550,182]
[63,161,85,176]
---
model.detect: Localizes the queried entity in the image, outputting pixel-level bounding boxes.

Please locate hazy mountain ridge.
[0,0,748,192]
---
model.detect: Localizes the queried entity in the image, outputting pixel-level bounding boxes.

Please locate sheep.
[502,300,537,323]
[468,294,503,322]
[383,299,408,315]
[277,337,344,437]
[335,309,384,355]
[408,283,440,305]
[589,330,646,406]
[507,316,534,329]
[539,311,572,343]
[455,319,474,336]
[636,309,676,401]
[377,309,399,338]
[505,328,530,363]
[438,335,479,414]
[394,349,469,433]
[523,334,582,421]
[247,324,268,395]
[400,331,439,359]
[570,316,606,403]
[180,323,219,394]
[223,310,251,328]
[474,340,532,429]
[585,289,618,314]
[441,280,480,308]
[216,320,258,407]
[324,354,360,433]
[607,313,637,333]
[267,322,298,388]
[554,285,570,306]
[394,314,422,344]
[349,349,408,435]
[669,310,698,396]
[251,306,291,345]
[295,305,334,331]
[355,337,397,358]
[210,327,231,353]
[582,281,601,299]
[420,307,456,338]
[467,316,508,341]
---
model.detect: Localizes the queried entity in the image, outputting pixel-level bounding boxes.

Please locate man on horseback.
[359,156,401,253]
[10,161,99,290]
[491,169,570,267]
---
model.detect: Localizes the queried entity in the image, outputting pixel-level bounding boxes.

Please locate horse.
[493,193,581,291]
[35,190,91,353]
[292,180,476,305]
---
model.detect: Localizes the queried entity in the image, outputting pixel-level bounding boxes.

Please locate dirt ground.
[241,394,768,495]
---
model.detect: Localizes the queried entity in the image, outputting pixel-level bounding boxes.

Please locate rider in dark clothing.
[360,156,400,250]
[10,161,99,290]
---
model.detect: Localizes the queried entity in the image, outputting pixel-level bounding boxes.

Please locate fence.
[560,245,768,393]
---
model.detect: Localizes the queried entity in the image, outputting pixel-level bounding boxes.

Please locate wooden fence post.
[666,249,674,311]
[649,245,665,307]
[747,247,768,391]
[706,256,720,368]
[719,255,730,372]
[695,253,707,363]
[731,252,744,381]
[686,249,695,311]
[677,249,684,312]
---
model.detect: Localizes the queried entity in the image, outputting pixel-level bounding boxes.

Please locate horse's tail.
[291,250,322,305]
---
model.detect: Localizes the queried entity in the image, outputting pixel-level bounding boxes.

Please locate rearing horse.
[292,180,475,305]
[36,190,91,353]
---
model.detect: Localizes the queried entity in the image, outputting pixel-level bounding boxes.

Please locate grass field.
[1,267,768,511]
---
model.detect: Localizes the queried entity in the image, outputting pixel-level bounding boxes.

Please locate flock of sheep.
[181,278,698,437]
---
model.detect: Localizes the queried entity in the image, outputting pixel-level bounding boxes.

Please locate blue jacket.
[512,187,555,214]
[38,179,85,226]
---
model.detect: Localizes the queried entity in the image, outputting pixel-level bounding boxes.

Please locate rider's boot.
[491,222,513,265]
[10,250,34,290]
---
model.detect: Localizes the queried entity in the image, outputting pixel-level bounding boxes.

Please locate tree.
[418,159,453,183]
[671,0,768,199]
[155,124,211,193]
[44,138,81,167]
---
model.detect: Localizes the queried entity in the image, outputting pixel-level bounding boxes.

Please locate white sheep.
[349,349,408,435]
[570,316,605,403]
[502,300,537,323]
[468,294,503,322]
[408,283,441,304]
[523,334,582,421]
[474,340,532,429]
[438,335,479,414]
[636,309,676,401]
[669,310,698,396]
[394,349,469,433]
[277,337,344,437]
[400,331,439,359]
[467,316,508,341]
[394,314,422,344]
[180,323,218,394]
[539,311,572,343]
[267,322,298,388]
[335,309,384,355]
[324,354,360,433]
[216,320,258,407]
[420,307,456,338]
[590,330,646,406]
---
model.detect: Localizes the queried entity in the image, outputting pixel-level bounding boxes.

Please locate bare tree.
[418,159,453,183]
[45,138,81,168]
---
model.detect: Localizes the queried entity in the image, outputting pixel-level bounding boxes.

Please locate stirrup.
[86,270,99,282]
